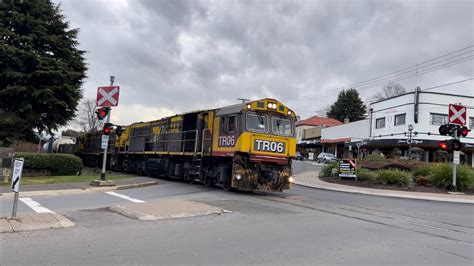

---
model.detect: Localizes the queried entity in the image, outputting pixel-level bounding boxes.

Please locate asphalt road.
[1,161,473,265]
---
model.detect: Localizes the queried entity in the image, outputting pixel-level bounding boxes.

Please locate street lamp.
[408,124,413,160]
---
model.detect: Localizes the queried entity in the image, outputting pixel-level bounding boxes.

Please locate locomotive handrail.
[201,128,212,156]
[136,129,199,155]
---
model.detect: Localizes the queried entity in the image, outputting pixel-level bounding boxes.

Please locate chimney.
[344,117,350,124]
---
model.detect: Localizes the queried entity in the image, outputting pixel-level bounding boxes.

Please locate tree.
[326,88,366,122]
[74,98,103,132]
[370,82,406,102]
[0,0,87,145]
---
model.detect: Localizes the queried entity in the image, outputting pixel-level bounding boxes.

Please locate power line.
[285,54,473,103]
[282,45,474,102]
[422,78,474,92]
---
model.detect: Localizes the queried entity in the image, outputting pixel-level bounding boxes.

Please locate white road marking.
[19,198,54,213]
[105,191,145,203]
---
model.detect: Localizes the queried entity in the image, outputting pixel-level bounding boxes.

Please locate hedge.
[376,169,412,186]
[15,152,83,176]
[428,163,474,191]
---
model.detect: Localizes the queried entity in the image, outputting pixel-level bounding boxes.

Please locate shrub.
[412,165,433,178]
[15,152,83,176]
[356,168,377,182]
[428,164,474,191]
[319,162,339,177]
[365,154,387,163]
[414,175,429,186]
[376,169,412,186]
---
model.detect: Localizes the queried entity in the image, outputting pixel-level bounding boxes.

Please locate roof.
[296,116,343,127]
[320,138,351,144]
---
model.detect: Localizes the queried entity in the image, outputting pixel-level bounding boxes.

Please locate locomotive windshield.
[246,112,268,132]
[272,117,292,136]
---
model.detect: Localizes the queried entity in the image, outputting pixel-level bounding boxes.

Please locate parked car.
[295,152,305,161]
[316,153,338,163]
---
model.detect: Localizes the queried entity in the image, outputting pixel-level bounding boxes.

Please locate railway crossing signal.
[448,104,466,126]
[103,122,114,135]
[95,107,111,121]
[437,140,449,151]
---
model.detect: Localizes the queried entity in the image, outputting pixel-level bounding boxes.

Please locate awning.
[320,138,351,144]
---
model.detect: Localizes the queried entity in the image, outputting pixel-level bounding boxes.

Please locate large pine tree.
[326,88,366,122]
[0,0,87,145]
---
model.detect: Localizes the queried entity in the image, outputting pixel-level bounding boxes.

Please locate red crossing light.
[95,107,111,121]
[450,139,462,151]
[103,122,114,135]
[438,140,449,151]
[460,126,470,137]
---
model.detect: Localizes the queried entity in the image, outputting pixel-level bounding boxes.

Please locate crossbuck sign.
[96,86,120,107]
[448,104,466,126]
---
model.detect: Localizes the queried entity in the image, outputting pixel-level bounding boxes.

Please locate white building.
[319,89,474,167]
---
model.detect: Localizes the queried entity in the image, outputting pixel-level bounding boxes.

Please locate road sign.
[97,86,120,107]
[448,104,466,126]
[453,151,460,165]
[339,159,357,179]
[101,135,109,150]
[11,158,24,193]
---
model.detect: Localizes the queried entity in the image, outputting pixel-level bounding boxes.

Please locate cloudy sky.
[56,0,473,125]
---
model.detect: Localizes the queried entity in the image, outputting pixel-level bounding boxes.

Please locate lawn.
[1,168,134,186]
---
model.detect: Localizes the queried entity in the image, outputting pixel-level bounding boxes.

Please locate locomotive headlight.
[236,174,242,180]
[288,177,294,183]
[287,110,292,115]
[272,103,277,109]
[247,104,251,109]
[267,103,273,108]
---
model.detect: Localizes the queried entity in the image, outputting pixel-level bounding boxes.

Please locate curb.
[293,181,474,204]
[0,180,159,199]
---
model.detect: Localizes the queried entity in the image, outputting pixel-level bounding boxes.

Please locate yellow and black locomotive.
[76,98,296,192]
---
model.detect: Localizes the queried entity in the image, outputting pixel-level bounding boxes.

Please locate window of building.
[430,113,448,125]
[394,113,406,126]
[227,115,236,133]
[375,118,385,129]
[470,117,474,129]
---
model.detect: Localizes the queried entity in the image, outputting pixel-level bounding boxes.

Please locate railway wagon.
[76,98,297,192]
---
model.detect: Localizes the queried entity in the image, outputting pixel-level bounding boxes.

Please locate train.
[73,98,297,192]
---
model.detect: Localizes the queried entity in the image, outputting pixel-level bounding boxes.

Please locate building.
[321,119,370,158]
[295,116,342,156]
[366,89,474,166]
[319,89,474,167]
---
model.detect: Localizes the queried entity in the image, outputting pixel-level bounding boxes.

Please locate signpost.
[447,103,466,192]
[339,159,357,181]
[97,76,119,181]
[11,158,24,219]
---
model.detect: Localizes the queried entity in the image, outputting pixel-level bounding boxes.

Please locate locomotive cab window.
[227,115,236,133]
[220,117,226,132]
[246,112,268,133]
[272,117,292,136]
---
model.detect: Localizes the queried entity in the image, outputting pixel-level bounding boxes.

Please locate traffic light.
[451,139,462,151]
[95,107,111,120]
[103,122,114,135]
[460,126,470,137]
[115,125,124,137]
[438,140,449,151]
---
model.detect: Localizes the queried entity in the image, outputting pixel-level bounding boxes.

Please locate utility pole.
[451,129,458,192]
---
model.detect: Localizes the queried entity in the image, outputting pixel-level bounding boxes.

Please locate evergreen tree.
[326,88,366,122]
[0,0,87,145]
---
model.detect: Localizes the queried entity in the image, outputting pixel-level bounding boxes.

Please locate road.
[1,161,473,265]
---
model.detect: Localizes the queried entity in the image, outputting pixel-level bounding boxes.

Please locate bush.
[412,165,433,178]
[15,152,83,176]
[428,164,474,191]
[414,175,429,186]
[319,162,339,177]
[356,168,377,182]
[376,169,412,186]
[365,154,387,162]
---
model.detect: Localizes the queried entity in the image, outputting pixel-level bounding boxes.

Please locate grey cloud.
[56,0,473,122]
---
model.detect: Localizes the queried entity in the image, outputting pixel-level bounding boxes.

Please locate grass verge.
[1,174,132,186]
